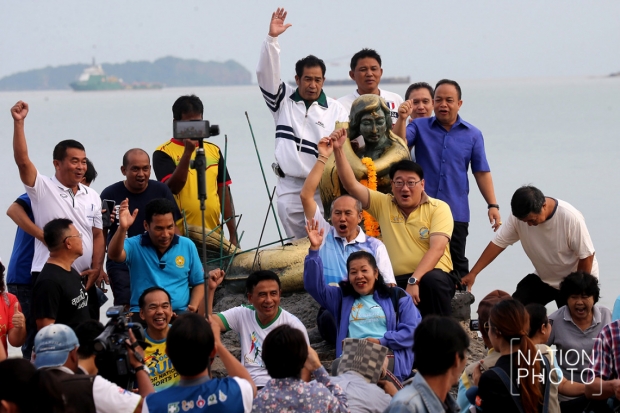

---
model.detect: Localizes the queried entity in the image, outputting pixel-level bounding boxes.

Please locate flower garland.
[359,157,381,237]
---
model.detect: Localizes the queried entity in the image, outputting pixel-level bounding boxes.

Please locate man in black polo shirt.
[100,148,180,308]
[32,218,90,330]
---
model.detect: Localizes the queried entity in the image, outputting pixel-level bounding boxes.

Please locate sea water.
[0,77,619,356]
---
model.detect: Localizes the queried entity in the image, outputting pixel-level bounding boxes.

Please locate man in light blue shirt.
[108,198,204,314]
[385,316,469,413]
[403,79,501,280]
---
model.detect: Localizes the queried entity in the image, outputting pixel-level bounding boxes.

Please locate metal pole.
[219,135,229,268]
[252,186,277,272]
[245,111,285,246]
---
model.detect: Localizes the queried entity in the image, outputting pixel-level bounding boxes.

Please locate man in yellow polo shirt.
[153,95,238,246]
[330,128,456,316]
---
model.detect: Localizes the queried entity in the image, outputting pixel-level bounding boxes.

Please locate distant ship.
[287,76,410,88]
[70,59,163,91]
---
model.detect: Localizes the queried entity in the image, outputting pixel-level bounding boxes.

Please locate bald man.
[99,149,181,308]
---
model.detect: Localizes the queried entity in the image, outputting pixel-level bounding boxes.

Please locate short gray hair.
[330,195,363,215]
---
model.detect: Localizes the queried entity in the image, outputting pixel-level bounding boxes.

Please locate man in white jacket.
[257,8,348,240]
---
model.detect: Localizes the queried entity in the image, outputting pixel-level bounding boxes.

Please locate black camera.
[173,120,219,140]
[469,319,480,331]
[94,306,146,389]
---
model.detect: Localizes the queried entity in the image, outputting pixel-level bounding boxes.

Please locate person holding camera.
[107,198,204,317]
[153,95,238,246]
[100,149,181,309]
[33,323,154,413]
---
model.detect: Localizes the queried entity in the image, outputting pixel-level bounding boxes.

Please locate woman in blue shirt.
[304,220,421,383]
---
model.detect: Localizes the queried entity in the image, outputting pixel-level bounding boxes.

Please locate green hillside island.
[0,57,252,91]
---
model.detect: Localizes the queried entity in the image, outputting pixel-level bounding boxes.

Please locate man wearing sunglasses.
[331,128,455,317]
[32,218,90,331]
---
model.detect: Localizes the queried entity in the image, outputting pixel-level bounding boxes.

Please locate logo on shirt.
[167,402,180,413]
[315,121,325,128]
[244,331,265,367]
[175,256,185,268]
[208,394,217,406]
[386,101,396,110]
[390,214,405,224]
[196,396,206,408]
[419,227,430,240]
[181,400,194,411]
[218,390,227,402]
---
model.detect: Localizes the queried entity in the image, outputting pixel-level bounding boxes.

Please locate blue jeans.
[7,283,34,359]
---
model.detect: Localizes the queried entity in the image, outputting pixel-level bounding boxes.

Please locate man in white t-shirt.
[462,185,598,307]
[33,323,153,412]
[338,49,403,126]
[11,101,106,293]
[206,268,310,387]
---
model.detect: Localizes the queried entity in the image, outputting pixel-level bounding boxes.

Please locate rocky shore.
[210,286,486,380]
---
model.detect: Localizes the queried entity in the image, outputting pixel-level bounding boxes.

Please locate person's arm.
[380,294,420,350]
[331,128,370,208]
[81,227,106,290]
[8,302,27,347]
[303,221,342,315]
[11,101,37,187]
[559,376,585,397]
[407,235,450,304]
[473,171,501,232]
[393,100,413,144]
[585,377,619,400]
[107,199,138,262]
[304,346,348,412]
[162,141,195,195]
[256,8,291,103]
[187,284,204,313]
[0,339,6,362]
[6,201,44,243]
[209,315,257,397]
[218,185,238,246]
[460,241,506,291]
[577,254,595,274]
[301,137,333,220]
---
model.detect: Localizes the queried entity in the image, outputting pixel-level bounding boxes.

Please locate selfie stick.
[192,139,211,317]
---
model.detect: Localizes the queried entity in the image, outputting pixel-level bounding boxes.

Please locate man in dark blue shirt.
[100,149,181,308]
[403,79,501,280]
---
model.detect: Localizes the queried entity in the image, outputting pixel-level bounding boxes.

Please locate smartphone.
[102,199,116,228]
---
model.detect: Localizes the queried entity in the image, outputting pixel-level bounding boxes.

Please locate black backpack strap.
[489,367,526,413]
[389,287,406,324]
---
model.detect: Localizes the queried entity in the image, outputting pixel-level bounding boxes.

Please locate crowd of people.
[0,6,617,413]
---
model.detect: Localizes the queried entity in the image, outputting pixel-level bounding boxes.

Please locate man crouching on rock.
[206,268,311,388]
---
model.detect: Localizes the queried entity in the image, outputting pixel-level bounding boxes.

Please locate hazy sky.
[2,0,619,81]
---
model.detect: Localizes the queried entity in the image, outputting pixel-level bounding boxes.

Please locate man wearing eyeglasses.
[331,129,455,317]
[32,218,90,330]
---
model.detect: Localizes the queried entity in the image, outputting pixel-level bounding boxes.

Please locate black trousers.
[450,221,469,280]
[316,307,337,345]
[396,269,455,317]
[512,273,567,308]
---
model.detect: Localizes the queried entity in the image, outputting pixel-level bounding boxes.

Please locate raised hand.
[118,198,138,230]
[329,128,348,150]
[12,303,25,330]
[398,100,413,120]
[303,345,322,372]
[11,101,29,121]
[268,8,292,38]
[305,219,324,251]
[317,137,333,159]
[207,268,226,291]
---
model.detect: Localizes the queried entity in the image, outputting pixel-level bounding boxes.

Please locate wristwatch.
[487,204,500,210]
[407,277,418,286]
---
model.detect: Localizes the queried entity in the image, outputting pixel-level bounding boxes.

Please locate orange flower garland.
[359,157,381,237]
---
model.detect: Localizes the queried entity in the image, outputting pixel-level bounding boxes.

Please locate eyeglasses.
[483,322,490,331]
[63,232,82,243]
[392,179,422,188]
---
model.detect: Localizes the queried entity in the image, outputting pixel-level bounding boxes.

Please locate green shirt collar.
[290,88,328,109]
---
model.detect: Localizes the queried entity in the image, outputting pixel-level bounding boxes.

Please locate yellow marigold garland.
[359,157,381,237]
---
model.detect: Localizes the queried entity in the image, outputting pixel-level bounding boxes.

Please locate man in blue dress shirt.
[402,79,501,280]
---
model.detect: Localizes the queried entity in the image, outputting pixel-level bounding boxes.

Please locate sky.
[1,1,619,82]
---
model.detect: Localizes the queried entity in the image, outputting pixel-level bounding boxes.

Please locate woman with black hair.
[0,260,26,356]
[547,271,611,413]
[303,220,421,383]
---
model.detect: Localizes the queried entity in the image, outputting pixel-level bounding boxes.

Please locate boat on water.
[69,59,163,91]
[287,76,410,88]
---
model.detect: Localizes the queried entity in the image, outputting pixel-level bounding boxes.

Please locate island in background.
[0,57,252,91]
